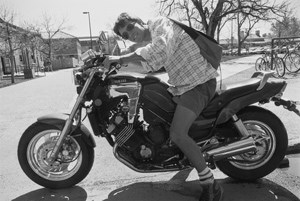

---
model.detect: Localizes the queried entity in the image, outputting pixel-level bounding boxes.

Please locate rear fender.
[215,80,286,125]
[37,113,96,148]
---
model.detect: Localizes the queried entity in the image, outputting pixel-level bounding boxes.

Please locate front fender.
[37,113,69,129]
[37,113,96,148]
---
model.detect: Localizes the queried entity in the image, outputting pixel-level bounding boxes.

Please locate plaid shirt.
[135,17,219,96]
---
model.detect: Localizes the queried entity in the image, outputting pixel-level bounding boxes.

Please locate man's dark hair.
[113,12,145,38]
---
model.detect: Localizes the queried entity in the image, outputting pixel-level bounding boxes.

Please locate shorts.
[172,78,217,116]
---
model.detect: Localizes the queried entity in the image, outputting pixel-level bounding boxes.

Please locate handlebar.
[80,50,124,72]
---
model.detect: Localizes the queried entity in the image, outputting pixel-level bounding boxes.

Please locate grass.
[0,55,246,89]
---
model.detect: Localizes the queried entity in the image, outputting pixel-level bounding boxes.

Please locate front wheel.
[216,106,288,181]
[18,122,94,189]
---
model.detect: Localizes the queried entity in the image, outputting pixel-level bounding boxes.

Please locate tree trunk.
[8,50,15,84]
[6,24,15,84]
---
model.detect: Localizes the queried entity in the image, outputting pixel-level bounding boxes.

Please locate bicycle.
[281,44,300,73]
[255,49,285,77]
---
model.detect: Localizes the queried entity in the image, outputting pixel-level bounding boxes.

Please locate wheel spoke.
[228,121,276,170]
[27,129,82,181]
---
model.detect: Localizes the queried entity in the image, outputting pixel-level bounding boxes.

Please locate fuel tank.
[141,81,176,125]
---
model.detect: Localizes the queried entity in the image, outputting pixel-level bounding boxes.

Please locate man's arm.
[120,52,145,64]
[103,52,145,69]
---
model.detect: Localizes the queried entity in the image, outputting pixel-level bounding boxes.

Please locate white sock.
[198,167,214,185]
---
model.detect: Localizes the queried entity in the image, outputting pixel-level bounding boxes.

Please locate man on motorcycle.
[103,12,222,201]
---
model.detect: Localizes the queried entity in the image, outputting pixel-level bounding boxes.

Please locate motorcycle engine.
[147,124,168,145]
[107,108,168,161]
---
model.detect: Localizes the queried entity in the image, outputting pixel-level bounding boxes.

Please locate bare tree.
[20,22,44,69]
[157,0,288,42]
[20,13,73,72]
[0,5,24,83]
[37,13,71,64]
[271,13,300,38]
[235,1,290,55]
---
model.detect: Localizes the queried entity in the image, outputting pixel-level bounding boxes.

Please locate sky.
[2,0,158,37]
[2,0,300,39]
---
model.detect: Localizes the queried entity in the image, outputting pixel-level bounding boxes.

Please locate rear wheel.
[216,106,288,181]
[18,122,94,189]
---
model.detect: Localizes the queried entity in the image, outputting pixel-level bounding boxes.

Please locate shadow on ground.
[12,169,299,201]
[102,171,300,201]
[12,186,87,201]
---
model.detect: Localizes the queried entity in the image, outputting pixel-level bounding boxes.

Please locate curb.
[286,143,300,155]
[278,143,300,169]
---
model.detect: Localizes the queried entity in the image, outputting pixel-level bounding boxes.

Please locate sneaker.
[199,180,223,201]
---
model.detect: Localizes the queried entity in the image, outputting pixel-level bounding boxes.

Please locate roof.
[245,33,264,42]
[77,36,99,41]
[0,17,26,33]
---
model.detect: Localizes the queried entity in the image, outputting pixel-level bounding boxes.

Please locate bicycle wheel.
[255,58,267,71]
[285,52,300,73]
[273,57,285,77]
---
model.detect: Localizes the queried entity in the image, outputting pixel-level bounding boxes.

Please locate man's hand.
[103,56,121,69]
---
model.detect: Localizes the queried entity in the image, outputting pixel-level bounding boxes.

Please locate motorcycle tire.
[216,106,288,181]
[18,122,94,189]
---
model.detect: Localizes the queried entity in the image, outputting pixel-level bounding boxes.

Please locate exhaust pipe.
[204,137,256,161]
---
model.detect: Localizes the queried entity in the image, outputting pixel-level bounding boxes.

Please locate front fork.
[47,69,96,164]
[47,102,79,164]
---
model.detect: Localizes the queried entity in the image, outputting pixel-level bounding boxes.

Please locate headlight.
[81,49,96,63]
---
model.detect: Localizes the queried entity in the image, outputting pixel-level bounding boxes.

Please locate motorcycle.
[18,49,300,189]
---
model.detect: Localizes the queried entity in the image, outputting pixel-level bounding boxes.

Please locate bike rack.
[270,36,300,69]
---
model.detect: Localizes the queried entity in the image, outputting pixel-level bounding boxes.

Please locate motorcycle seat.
[202,78,261,115]
[218,78,261,95]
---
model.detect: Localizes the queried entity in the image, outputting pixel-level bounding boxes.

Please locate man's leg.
[170,105,223,201]
[170,104,206,173]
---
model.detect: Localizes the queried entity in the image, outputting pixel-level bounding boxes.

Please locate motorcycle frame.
[46,67,293,166]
